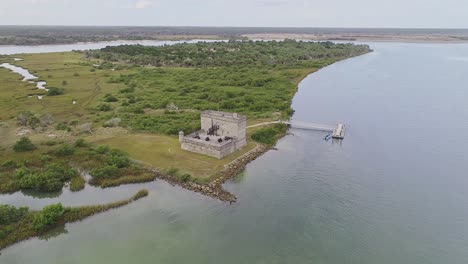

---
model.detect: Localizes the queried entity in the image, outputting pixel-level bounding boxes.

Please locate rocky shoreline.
[152,143,268,203]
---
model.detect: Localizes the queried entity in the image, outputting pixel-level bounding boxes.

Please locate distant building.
[179,111,247,159]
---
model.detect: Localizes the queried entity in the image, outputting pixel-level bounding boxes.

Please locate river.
[1,42,468,263]
[0,39,219,55]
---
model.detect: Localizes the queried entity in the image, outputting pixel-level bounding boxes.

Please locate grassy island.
[0,189,148,251]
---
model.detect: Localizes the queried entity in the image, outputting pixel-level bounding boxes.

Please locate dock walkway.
[247,121,345,139]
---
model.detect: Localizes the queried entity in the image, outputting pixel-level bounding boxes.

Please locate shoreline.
[2,33,468,50]
[0,35,225,47]
[242,33,468,43]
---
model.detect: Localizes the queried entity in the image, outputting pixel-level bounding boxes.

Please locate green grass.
[0,52,134,122]
[89,133,257,180]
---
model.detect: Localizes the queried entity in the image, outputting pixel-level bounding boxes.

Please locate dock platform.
[332,123,345,139]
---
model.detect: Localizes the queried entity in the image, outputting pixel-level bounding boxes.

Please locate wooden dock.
[247,121,346,140]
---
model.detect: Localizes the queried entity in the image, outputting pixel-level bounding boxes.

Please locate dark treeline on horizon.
[2,25,468,35]
[0,26,467,45]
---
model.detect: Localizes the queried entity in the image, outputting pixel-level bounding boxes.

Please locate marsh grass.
[69,176,85,192]
[0,189,149,250]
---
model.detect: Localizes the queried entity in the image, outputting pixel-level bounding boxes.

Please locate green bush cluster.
[13,137,36,152]
[1,160,17,169]
[46,87,64,96]
[104,93,119,102]
[74,139,89,148]
[85,41,370,136]
[88,147,130,180]
[90,40,371,68]
[251,123,288,145]
[0,205,29,225]
[0,189,148,250]
[33,203,65,231]
[106,149,130,168]
[55,144,75,156]
[15,163,77,192]
[97,104,112,112]
[55,122,71,131]
[69,176,85,192]
[89,165,119,179]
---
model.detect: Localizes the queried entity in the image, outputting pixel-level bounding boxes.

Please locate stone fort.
[179,111,247,159]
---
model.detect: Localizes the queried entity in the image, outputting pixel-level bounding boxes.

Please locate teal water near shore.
[1,42,468,263]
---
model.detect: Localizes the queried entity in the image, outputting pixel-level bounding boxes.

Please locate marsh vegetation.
[0,189,148,250]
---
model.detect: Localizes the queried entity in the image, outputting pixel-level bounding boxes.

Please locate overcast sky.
[0,0,467,28]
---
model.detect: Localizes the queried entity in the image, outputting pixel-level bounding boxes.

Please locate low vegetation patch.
[0,139,155,194]
[82,40,370,135]
[46,87,64,96]
[0,189,149,250]
[251,123,288,146]
[13,137,36,152]
[69,176,85,192]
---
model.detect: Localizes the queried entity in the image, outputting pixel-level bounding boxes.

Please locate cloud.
[135,0,153,9]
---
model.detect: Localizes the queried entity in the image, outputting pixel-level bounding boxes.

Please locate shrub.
[74,139,89,148]
[33,203,65,230]
[97,104,112,112]
[251,123,288,145]
[55,122,68,130]
[132,107,144,114]
[47,87,64,96]
[166,167,179,177]
[104,94,119,102]
[103,118,121,127]
[106,150,130,168]
[16,111,34,126]
[55,144,75,156]
[89,165,119,179]
[95,145,110,154]
[13,137,36,152]
[70,176,85,192]
[78,123,93,134]
[16,163,77,192]
[28,116,41,128]
[39,114,55,126]
[1,160,17,169]
[181,173,192,182]
[40,155,52,162]
[0,205,29,225]
[70,120,80,126]
[119,87,135,93]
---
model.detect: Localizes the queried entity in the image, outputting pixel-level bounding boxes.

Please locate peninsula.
[0,40,371,249]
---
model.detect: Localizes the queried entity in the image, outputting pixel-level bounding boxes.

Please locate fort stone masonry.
[179,111,247,159]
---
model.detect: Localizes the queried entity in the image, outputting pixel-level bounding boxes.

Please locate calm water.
[1,42,468,263]
[0,39,220,55]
